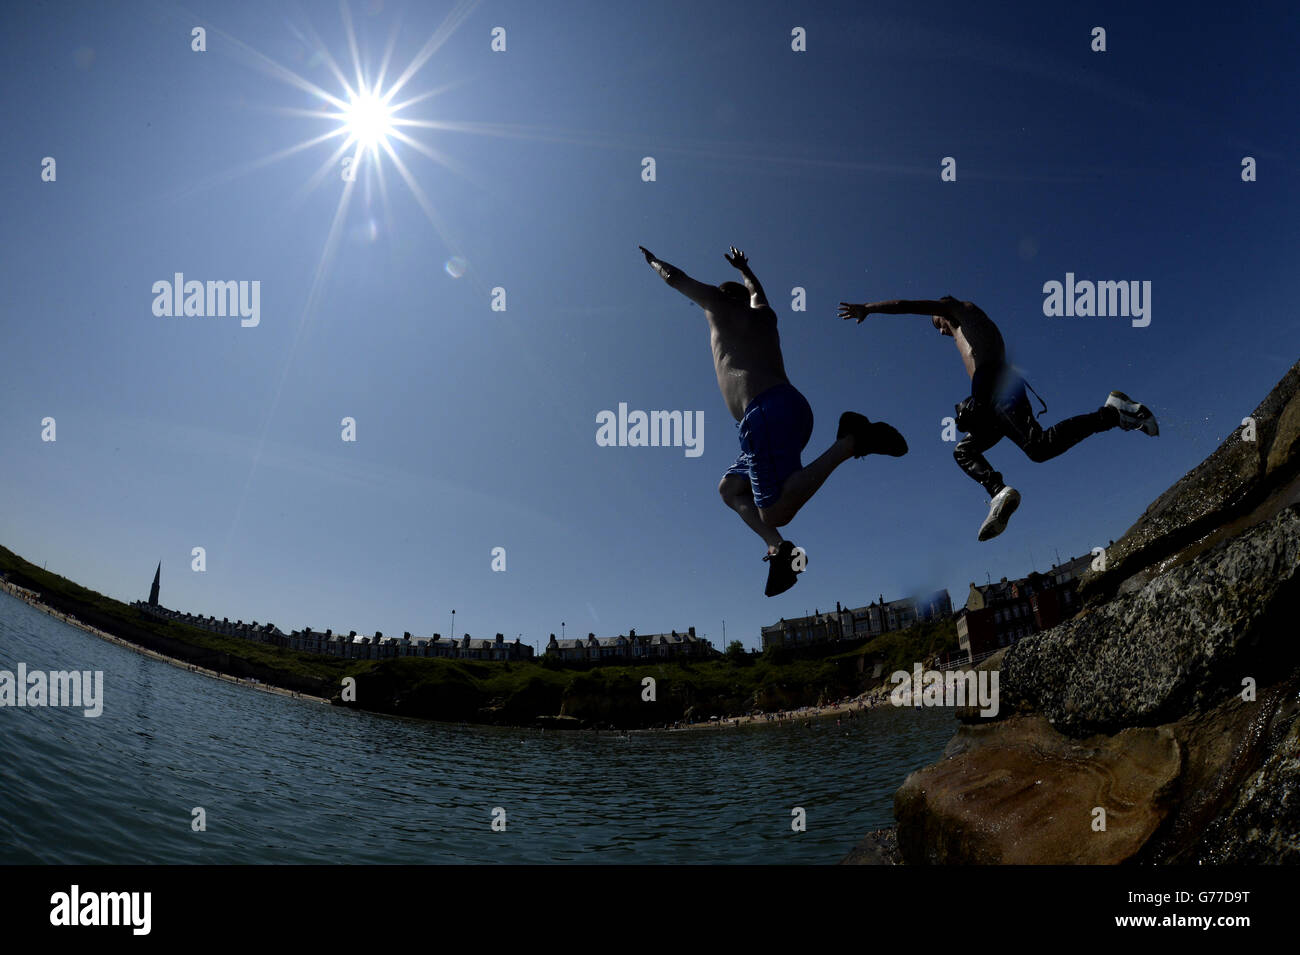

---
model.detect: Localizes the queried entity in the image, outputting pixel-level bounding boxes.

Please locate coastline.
[0,578,910,733]
[0,581,332,707]
[669,684,899,732]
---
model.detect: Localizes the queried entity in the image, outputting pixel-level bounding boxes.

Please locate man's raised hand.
[724,246,749,271]
[838,302,871,323]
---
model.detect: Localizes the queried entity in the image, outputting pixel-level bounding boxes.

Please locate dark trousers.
[954,366,1114,496]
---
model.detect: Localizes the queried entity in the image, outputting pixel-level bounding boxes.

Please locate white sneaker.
[978,487,1020,541]
[1106,391,1158,436]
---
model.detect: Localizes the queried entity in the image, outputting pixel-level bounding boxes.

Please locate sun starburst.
[196,0,482,550]
[339,86,396,152]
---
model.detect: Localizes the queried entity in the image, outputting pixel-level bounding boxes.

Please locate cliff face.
[877,360,1300,865]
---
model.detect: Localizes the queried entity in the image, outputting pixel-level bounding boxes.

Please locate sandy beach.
[671,682,901,732]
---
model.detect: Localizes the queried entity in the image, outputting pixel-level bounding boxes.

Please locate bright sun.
[227,2,477,266]
[343,88,394,150]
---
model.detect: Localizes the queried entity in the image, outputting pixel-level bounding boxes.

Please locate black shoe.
[837,412,908,458]
[763,541,803,597]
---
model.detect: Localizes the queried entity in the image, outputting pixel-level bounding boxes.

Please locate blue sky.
[2,0,1296,651]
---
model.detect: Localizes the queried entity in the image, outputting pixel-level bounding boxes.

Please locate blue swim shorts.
[723,382,814,510]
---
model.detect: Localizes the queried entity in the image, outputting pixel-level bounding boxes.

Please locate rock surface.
[849,361,1300,865]
[895,717,1181,864]
[997,507,1300,737]
[1079,359,1300,604]
[839,828,899,865]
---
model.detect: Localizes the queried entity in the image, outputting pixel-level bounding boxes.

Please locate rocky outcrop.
[1189,702,1300,863]
[851,360,1300,864]
[1078,359,1300,604]
[839,828,900,865]
[895,717,1182,864]
[997,507,1300,737]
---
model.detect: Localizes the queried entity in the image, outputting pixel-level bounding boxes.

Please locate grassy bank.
[0,543,958,728]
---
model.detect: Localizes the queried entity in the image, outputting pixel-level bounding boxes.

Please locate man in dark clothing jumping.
[837,295,1157,540]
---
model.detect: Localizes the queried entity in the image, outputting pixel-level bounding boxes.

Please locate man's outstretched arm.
[640,246,722,310]
[724,246,767,309]
[837,298,958,323]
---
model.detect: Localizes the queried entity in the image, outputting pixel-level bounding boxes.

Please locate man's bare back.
[640,245,790,419]
[838,296,1005,379]
[939,299,1006,379]
[704,299,790,419]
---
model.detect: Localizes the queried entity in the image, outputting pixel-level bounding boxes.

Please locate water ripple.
[0,591,955,863]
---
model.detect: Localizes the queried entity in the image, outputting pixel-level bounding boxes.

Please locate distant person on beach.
[837,295,1158,540]
[641,244,908,595]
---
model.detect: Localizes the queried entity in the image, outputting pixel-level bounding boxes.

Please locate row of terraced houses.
[954,551,1094,661]
[759,551,1096,665]
[130,563,713,665]
[760,591,954,652]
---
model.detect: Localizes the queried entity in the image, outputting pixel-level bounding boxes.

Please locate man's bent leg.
[954,428,1005,496]
[720,474,785,551]
[955,424,1021,540]
[1000,399,1116,464]
[758,436,855,528]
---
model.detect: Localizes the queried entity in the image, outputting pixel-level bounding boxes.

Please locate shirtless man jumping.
[837,295,1157,541]
[641,245,907,595]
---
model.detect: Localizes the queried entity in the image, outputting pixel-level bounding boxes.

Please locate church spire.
[148,561,161,607]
